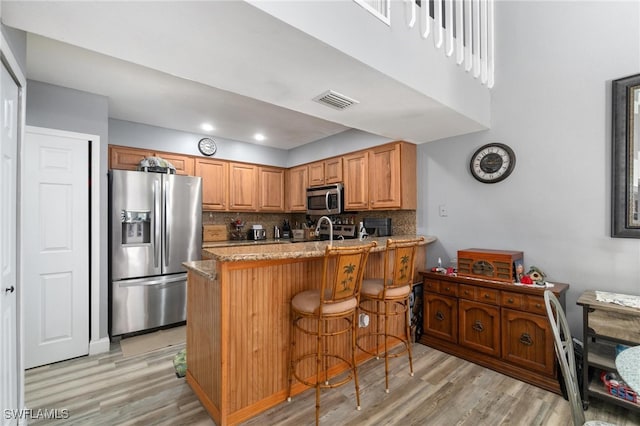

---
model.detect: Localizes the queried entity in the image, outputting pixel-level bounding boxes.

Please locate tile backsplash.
[202,210,416,240]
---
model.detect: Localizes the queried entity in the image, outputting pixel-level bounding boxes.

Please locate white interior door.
[0,60,20,425]
[23,127,89,369]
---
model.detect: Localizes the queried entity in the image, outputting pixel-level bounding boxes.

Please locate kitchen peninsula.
[183,235,435,425]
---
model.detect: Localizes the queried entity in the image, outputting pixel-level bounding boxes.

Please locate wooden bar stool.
[357,237,424,393]
[287,242,376,425]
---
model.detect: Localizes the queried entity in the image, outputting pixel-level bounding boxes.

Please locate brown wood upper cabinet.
[343,142,416,211]
[369,142,416,210]
[343,151,369,211]
[229,162,258,211]
[259,166,285,211]
[110,141,415,213]
[287,165,308,212]
[195,158,228,211]
[109,145,194,176]
[308,157,343,187]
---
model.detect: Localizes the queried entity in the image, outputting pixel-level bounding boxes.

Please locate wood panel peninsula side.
[183,236,435,425]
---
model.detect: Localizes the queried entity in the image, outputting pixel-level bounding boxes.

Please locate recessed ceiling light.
[254,133,266,141]
[201,123,214,132]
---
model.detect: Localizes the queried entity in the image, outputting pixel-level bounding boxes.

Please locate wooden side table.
[577,290,640,412]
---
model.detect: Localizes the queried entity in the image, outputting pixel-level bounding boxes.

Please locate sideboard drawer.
[424,278,439,293]
[459,284,499,305]
[439,282,458,297]
[524,295,546,315]
[459,284,475,300]
[478,288,499,304]
[501,291,525,309]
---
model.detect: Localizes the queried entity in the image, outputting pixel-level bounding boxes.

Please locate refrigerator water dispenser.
[120,210,151,244]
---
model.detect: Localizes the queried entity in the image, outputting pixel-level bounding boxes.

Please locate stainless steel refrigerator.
[109,170,202,335]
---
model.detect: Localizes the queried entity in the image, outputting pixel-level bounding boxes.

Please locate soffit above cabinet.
[4,1,489,149]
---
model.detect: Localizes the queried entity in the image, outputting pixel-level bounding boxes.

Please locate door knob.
[5,286,15,294]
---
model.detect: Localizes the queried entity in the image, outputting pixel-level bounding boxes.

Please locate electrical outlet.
[439,204,448,217]
[358,313,369,328]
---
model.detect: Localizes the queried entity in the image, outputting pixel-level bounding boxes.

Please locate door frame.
[23,126,107,357]
[1,30,27,420]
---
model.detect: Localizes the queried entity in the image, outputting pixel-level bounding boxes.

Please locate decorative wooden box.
[457,248,523,283]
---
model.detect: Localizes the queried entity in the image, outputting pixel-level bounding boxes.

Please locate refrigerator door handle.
[117,274,186,287]
[153,179,161,267]
[164,179,170,267]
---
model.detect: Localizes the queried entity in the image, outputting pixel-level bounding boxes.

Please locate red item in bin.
[601,371,638,404]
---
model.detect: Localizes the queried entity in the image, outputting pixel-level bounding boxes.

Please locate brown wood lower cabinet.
[420,271,569,394]
[459,299,501,357]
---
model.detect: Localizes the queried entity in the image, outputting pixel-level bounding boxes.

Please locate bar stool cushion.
[361,278,411,299]
[292,289,358,315]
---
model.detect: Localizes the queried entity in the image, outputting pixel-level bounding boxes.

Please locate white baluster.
[464,0,472,71]
[405,0,416,28]
[455,0,464,65]
[472,0,481,78]
[421,0,432,39]
[487,0,495,88]
[434,0,443,48]
[445,0,454,56]
[480,0,488,84]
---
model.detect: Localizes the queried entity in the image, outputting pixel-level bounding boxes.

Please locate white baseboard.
[89,337,111,355]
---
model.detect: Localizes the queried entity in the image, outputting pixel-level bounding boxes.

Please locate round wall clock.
[198,137,217,156]
[469,143,516,183]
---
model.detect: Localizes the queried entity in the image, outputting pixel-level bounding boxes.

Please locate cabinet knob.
[464,290,470,295]
[535,303,541,309]
[484,293,491,299]
[435,311,445,321]
[508,298,514,303]
[472,320,484,332]
[445,287,450,291]
[4,286,14,294]
[519,333,533,346]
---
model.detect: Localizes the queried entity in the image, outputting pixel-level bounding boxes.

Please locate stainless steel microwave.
[306,183,344,216]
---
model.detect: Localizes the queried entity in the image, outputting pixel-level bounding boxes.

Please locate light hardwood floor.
[25,340,640,425]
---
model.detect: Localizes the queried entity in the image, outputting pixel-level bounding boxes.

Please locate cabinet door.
[325,157,343,184]
[343,151,369,210]
[259,166,285,211]
[287,165,308,212]
[423,293,458,343]
[369,143,401,209]
[162,153,195,176]
[229,162,258,211]
[308,161,325,187]
[109,146,152,170]
[501,308,555,375]
[459,300,500,356]
[195,159,228,211]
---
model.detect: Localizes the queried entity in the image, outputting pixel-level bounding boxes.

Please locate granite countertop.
[202,239,291,248]
[185,235,437,279]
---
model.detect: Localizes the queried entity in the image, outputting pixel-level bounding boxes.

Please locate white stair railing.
[405,0,494,88]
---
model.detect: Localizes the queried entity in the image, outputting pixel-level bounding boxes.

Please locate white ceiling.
[3,0,485,150]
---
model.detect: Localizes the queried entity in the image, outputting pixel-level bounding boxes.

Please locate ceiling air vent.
[312,90,359,111]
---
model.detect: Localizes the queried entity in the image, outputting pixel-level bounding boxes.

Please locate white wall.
[249,0,490,129]
[26,80,110,340]
[109,119,290,168]
[418,1,640,333]
[287,128,393,167]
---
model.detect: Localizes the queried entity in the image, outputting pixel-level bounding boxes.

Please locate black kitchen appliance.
[247,228,266,240]
[363,218,392,237]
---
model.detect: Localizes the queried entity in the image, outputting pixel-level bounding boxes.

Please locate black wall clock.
[469,143,516,183]
[198,137,217,156]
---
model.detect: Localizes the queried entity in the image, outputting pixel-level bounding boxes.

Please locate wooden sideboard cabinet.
[420,271,569,393]
[577,291,640,413]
